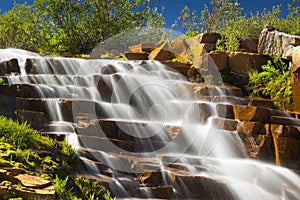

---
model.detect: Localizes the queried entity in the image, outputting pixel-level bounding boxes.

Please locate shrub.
[248,56,292,110]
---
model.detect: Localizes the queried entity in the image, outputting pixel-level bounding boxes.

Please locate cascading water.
[1,48,300,199]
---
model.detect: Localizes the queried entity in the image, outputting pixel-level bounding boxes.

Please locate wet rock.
[0,93,16,118]
[212,96,249,105]
[275,137,300,170]
[271,124,300,139]
[125,52,149,60]
[271,116,300,127]
[237,121,266,135]
[0,58,20,75]
[258,26,300,59]
[0,84,39,98]
[16,110,50,130]
[216,104,234,119]
[248,98,275,109]
[133,186,174,199]
[172,174,234,199]
[233,105,271,123]
[191,83,243,97]
[212,117,238,131]
[161,61,192,77]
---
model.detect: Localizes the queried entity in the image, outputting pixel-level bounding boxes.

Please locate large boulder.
[258,25,300,60]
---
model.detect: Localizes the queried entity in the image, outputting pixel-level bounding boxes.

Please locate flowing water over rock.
[0,48,300,199]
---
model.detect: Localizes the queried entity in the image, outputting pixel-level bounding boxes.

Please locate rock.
[16,110,50,130]
[128,43,155,53]
[185,33,221,45]
[0,93,16,118]
[291,46,300,111]
[0,59,20,75]
[134,186,174,199]
[124,52,149,60]
[161,61,192,77]
[248,98,275,109]
[239,38,258,53]
[292,46,300,67]
[212,118,238,131]
[172,174,234,199]
[271,116,300,127]
[192,43,216,67]
[233,105,271,123]
[200,51,229,72]
[237,121,265,135]
[13,186,55,200]
[216,104,234,119]
[148,47,175,61]
[271,124,300,138]
[15,174,51,188]
[228,52,269,74]
[258,26,300,60]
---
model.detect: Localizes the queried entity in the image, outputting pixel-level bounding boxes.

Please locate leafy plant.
[0,116,53,150]
[53,175,78,200]
[74,176,114,200]
[248,56,292,110]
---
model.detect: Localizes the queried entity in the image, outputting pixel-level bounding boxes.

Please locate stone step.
[16,110,50,130]
[42,122,75,133]
[76,119,176,141]
[188,82,243,98]
[233,105,295,123]
[0,58,20,75]
[0,93,16,118]
[212,117,238,131]
[271,116,300,127]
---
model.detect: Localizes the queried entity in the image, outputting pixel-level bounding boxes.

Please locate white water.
[1,49,300,199]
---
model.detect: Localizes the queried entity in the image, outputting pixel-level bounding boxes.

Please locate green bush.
[248,56,292,110]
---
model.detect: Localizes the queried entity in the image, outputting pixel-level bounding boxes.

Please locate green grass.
[0,115,114,199]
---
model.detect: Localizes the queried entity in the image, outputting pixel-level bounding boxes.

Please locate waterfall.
[1,48,299,199]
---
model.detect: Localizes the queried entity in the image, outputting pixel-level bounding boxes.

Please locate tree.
[0,0,165,54]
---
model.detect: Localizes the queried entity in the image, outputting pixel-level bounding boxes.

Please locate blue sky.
[0,0,292,28]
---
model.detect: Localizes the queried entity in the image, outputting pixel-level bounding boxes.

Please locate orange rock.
[128,43,154,53]
[233,105,271,123]
[228,52,269,74]
[201,51,229,71]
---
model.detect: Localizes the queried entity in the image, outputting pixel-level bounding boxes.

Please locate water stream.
[1,48,300,199]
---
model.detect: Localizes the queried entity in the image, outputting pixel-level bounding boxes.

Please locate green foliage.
[248,56,292,110]
[74,176,114,200]
[174,0,300,52]
[53,176,78,200]
[0,0,165,54]
[0,116,53,150]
